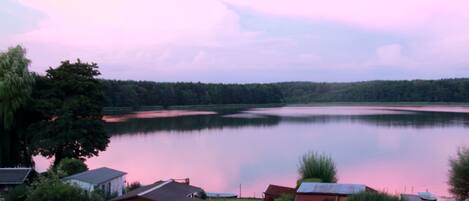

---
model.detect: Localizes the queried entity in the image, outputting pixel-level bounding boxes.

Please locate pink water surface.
[34,106,469,197]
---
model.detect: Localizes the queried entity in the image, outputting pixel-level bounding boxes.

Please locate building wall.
[66,179,95,192]
[295,194,347,201]
[66,176,125,196]
[108,176,125,196]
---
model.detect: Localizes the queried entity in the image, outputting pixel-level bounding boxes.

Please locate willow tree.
[0,45,35,167]
[0,45,34,129]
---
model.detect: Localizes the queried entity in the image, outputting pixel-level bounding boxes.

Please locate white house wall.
[66,179,94,192]
[107,176,125,196]
[65,176,125,196]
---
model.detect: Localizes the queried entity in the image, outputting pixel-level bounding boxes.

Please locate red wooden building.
[264,184,296,201]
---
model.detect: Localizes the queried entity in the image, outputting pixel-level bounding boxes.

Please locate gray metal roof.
[112,180,205,201]
[63,167,126,185]
[0,168,32,184]
[401,193,438,201]
[297,182,368,195]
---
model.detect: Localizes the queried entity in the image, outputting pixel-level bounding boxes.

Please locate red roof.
[264,184,296,196]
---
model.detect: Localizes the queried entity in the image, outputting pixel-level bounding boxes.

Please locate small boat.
[418,192,438,201]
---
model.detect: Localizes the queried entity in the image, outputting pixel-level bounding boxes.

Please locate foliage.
[346,192,401,201]
[100,79,469,108]
[298,152,337,183]
[0,45,34,129]
[277,79,469,103]
[31,60,109,166]
[101,80,284,108]
[26,174,104,201]
[126,181,142,192]
[0,45,36,167]
[56,158,88,177]
[449,147,469,200]
[196,191,208,200]
[5,185,28,201]
[274,194,295,201]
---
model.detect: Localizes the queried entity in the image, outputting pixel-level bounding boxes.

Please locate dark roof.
[63,167,126,185]
[297,182,371,195]
[264,185,296,196]
[112,180,204,201]
[0,168,32,185]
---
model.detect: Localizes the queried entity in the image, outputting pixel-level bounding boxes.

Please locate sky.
[1,0,469,83]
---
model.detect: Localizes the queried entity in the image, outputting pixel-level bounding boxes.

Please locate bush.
[449,147,469,200]
[56,158,88,177]
[5,185,28,201]
[26,174,104,201]
[298,152,337,183]
[347,192,401,201]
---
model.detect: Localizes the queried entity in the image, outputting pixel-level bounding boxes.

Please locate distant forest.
[101,78,469,107]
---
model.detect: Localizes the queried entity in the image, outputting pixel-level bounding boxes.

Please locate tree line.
[101,80,284,107]
[101,79,469,108]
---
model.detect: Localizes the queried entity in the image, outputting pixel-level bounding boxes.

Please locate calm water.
[35,106,469,197]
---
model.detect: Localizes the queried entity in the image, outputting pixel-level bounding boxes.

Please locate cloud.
[17,0,242,48]
[223,0,469,32]
[2,0,469,82]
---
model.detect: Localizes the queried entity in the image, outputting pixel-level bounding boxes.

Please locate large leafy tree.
[0,45,35,167]
[32,60,109,166]
[449,147,469,200]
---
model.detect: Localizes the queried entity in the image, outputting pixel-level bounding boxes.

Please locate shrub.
[5,185,28,201]
[449,147,469,200]
[56,158,88,177]
[347,192,401,201]
[26,174,104,201]
[298,151,337,183]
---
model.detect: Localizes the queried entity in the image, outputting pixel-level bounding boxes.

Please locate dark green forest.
[101,78,469,108]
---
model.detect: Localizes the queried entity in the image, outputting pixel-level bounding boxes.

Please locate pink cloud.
[224,0,469,32]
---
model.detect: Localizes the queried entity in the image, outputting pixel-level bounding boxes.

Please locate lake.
[34,105,469,197]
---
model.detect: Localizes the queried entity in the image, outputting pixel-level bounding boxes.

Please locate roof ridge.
[0,168,32,170]
[138,180,174,196]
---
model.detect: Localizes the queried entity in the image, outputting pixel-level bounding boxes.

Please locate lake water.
[35,105,469,197]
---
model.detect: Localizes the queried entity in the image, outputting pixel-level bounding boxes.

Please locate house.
[0,168,33,199]
[111,179,205,201]
[295,182,376,201]
[63,167,127,197]
[401,192,438,201]
[264,184,296,201]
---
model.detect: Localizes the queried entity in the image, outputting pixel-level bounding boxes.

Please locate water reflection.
[33,106,469,197]
[105,108,469,135]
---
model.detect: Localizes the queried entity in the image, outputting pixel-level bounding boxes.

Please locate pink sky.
[2,0,469,81]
